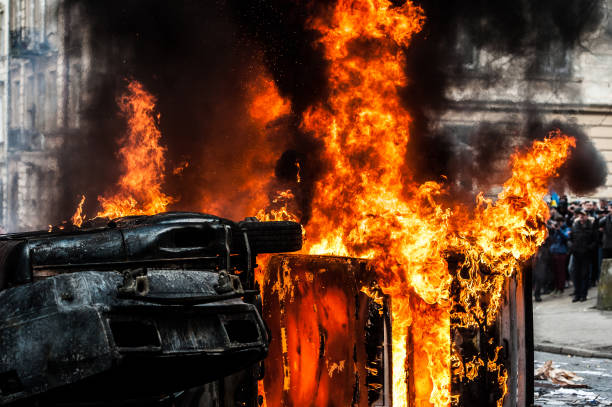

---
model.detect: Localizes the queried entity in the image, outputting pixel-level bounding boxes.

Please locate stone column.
[597,258,612,310]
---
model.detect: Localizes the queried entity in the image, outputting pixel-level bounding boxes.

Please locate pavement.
[533,286,612,359]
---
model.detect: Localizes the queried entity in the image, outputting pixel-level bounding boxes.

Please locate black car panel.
[0,212,302,405]
[0,270,268,405]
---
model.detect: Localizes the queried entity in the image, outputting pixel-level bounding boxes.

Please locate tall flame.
[96,80,174,219]
[248,74,291,126]
[200,69,292,220]
[71,195,86,227]
[294,1,576,406]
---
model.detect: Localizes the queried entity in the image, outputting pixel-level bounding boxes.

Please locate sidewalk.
[533,288,612,358]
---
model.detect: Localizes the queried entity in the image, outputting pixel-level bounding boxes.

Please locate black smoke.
[58,0,332,223]
[400,0,607,192]
[528,119,608,195]
[227,0,609,199]
[63,0,608,224]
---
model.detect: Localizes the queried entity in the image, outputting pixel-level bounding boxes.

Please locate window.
[33,0,40,32]
[18,0,25,29]
[46,71,56,130]
[68,64,81,128]
[36,73,44,129]
[0,10,5,56]
[26,75,34,129]
[0,86,4,143]
[454,27,479,72]
[530,41,572,78]
[11,80,20,127]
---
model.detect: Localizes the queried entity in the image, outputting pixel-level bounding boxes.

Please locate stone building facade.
[443,1,612,198]
[0,0,90,231]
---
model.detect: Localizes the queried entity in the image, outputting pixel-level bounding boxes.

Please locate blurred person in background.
[549,218,570,295]
[583,201,597,218]
[558,195,569,216]
[533,235,551,302]
[569,209,597,302]
[549,206,560,221]
[578,201,601,287]
[565,202,580,287]
[592,199,610,286]
[567,202,579,224]
[599,202,612,259]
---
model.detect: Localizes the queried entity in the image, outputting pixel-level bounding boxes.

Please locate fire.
[71,195,86,227]
[293,1,575,406]
[247,74,291,126]
[96,81,174,219]
[199,69,291,220]
[172,161,189,175]
[66,3,578,405]
[70,80,173,224]
[256,189,300,223]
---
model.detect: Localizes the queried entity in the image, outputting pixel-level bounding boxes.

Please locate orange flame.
[256,189,300,223]
[71,195,86,227]
[199,69,291,220]
[172,161,190,175]
[248,75,291,126]
[96,80,174,219]
[292,1,576,406]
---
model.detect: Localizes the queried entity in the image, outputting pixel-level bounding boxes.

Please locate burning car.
[0,212,302,406]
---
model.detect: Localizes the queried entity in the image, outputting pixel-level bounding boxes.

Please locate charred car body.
[0,212,302,406]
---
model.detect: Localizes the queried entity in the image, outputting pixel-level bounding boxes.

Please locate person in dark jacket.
[569,210,597,302]
[599,209,612,259]
[533,237,551,302]
[549,219,570,294]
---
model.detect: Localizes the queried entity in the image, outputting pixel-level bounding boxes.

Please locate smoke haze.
[62,0,608,223]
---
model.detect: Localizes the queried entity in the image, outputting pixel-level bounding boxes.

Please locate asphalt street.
[535,351,612,406]
[533,285,612,406]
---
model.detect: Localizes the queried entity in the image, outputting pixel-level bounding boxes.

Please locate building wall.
[0,0,89,231]
[445,0,612,198]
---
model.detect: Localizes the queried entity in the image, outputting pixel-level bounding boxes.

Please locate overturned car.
[0,212,302,406]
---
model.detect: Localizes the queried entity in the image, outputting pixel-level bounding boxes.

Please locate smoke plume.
[62,0,608,224]
[400,0,607,193]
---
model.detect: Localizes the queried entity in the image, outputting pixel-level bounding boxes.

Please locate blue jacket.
[550,227,569,254]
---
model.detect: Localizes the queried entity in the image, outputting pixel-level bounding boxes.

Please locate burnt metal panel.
[451,269,532,407]
[261,254,390,407]
[500,269,532,407]
[0,213,302,288]
[27,229,125,266]
[0,270,269,405]
[0,241,30,289]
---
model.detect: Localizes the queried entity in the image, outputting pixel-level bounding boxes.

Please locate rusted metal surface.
[262,254,532,407]
[262,254,391,407]
[500,271,532,407]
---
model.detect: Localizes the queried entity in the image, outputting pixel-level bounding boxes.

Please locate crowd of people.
[533,195,612,303]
